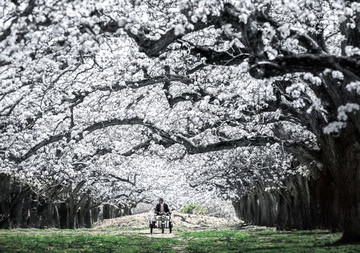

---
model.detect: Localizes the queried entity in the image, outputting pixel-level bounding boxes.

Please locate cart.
[149,211,173,234]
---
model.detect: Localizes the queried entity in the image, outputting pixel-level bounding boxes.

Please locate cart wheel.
[169,223,172,233]
[161,224,165,233]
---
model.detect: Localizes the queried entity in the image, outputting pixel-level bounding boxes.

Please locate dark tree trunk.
[11,200,21,228]
[335,141,360,242]
[92,207,101,223]
[59,203,68,229]
[318,127,360,242]
[84,199,92,228]
[84,208,92,228]
[103,204,110,219]
[68,202,77,229]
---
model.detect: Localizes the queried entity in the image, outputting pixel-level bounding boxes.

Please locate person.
[155,198,170,214]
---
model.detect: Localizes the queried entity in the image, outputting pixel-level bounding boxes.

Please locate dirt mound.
[94,211,240,230]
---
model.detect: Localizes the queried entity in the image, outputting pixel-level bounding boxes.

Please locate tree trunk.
[68,202,77,229]
[84,208,92,228]
[84,199,92,228]
[319,130,360,242]
[91,207,101,223]
[336,140,360,242]
[103,204,110,219]
[59,203,68,229]
[11,198,24,228]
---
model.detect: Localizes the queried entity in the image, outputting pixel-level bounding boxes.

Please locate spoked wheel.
[161,224,165,233]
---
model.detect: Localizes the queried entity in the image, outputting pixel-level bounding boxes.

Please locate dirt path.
[3,212,270,240]
[94,211,240,230]
[92,211,242,241]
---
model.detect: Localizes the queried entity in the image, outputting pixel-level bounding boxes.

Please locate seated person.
[155,198,170,214]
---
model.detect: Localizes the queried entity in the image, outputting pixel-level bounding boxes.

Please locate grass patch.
[182,204,208,215]
[1,228,360,252]
[180,230,360,252]
[0,233,180,253]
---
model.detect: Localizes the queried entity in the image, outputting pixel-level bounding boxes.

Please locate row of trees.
[0,173,134,229]
[1,0,360,241]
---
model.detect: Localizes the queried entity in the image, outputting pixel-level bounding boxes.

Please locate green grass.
[0,228,360,252]
[180,230,360,252]
[183,204,208,215]
[0,233,180,253]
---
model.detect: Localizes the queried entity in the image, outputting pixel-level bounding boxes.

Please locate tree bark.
[334,139,360,242]
[67,202,77,229]
[59,203,68,229]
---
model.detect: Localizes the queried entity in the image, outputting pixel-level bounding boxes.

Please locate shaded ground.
[1,213,360,252]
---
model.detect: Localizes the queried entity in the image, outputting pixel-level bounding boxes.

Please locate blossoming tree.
[1,0,360,241]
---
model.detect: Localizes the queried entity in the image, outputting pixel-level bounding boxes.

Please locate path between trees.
[94,211,244,238]
[1,212,359,252]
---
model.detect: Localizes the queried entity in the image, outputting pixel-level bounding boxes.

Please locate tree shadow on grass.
[331,238,360,246]
[238,230,359,252]
[240,236,360,253]
[280,231,332,236]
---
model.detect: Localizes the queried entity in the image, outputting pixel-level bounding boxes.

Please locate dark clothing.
[155,203,170,213]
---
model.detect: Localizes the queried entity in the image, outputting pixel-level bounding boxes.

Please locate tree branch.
[249,54,360,79]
